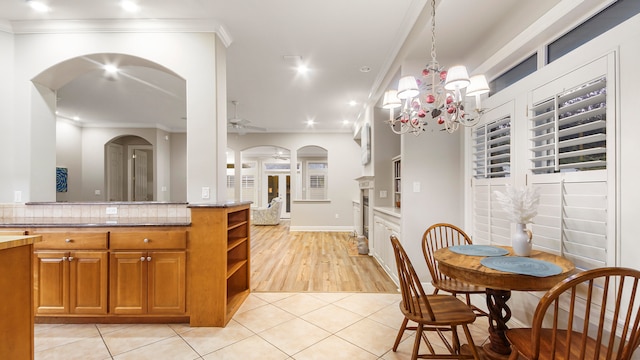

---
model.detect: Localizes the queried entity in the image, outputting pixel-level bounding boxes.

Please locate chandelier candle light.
[383,0,490,135]
[494,186,540,256]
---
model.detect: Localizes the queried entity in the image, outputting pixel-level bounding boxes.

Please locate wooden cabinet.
[109,230,186,315]
[33,232,108,315]
[188,203,251,327]
[0,235,41,360]
[372,210,400,285]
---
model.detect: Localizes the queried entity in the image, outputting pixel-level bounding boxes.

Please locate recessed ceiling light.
[349,100,357,106]
[27,0,50,12]
[120,0,140,13]
[306,119,315,126]
[72,116,80,121]
[343,120,350,125]
[104,65,119,74]
[296,64,309,74]
[360,66,371,73]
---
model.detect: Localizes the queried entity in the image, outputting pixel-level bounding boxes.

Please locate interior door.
[267,174,290,219]
[106,143,124,201]
[133,149,148,201]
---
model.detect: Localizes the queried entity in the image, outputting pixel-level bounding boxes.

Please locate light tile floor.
[34,292,490,359]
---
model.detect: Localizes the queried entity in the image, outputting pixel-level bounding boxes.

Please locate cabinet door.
[34,251,69,314]
[70,251,108,314]
[147,251,186,314]
[110,252,147,314]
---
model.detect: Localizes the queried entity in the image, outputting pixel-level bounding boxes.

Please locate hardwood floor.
[250,220,398,293]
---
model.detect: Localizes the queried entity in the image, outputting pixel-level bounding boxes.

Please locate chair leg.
[393,317,409,351]
[465,293,488,317]
[412,324,423,360]
[461,324,481,360]
[507,345,521,360]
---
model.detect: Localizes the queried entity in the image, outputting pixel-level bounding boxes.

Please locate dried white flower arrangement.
[493,185,540,224]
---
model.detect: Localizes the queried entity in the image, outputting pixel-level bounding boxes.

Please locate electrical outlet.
[380,190,387,198]
[105,207,118,215]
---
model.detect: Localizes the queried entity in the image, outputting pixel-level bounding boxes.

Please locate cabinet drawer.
[110,231,187,250]
[33,232,108,250]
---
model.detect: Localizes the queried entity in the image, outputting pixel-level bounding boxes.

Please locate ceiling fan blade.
[245,125,267,131]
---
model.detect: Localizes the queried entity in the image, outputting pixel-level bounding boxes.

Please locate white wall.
[3,31,223,203]
[228,132,361,231]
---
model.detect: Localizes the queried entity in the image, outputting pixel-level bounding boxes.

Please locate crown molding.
[7,18,234,46]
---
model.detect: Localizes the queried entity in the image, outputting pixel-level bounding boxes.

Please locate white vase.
[512,223,533,256]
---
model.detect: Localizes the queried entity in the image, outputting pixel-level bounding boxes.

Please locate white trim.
[289,225,353,232]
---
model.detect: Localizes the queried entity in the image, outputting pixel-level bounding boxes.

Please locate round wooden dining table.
[434,246,576,359]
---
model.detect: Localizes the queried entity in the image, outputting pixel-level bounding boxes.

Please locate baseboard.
[289,225,355,232]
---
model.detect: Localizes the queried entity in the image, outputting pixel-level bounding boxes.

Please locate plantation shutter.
[226,175,235,200]
[472,114,512,245]
[241,175,255,203]
[530,77,606,174]
[528,55,613,270]
[532,177,607,270]
[472,116,511,179]
[308,174,326,200]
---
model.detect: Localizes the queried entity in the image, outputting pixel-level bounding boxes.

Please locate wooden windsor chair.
[390,235,481,360]
[506,267,640,360]
[422,223,488,317]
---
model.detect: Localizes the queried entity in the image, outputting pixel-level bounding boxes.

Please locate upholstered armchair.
[252,198,282,225]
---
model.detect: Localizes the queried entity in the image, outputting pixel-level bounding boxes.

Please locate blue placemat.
[448,245,509,257]
[480,256,563,277]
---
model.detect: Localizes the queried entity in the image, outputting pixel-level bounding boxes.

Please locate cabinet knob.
[146,256,152,262]
[143,238,150,243]
[140,256,146,262]
[65,238,72,243]
[62,256,68,261]
[68,256,74,261]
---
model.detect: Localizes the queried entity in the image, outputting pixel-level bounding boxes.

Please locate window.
[530,77,607,174]
[547,0,640,63]
[240,161,257,203]
[471,104,514,246]
[226,175,235,200]
[472,116,511,179]
[529,72,610,271]
[489,54,537,95]
[296,146,328,200]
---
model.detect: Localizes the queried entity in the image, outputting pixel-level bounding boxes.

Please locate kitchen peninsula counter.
[0,201,252,328]
[0,234,42,359]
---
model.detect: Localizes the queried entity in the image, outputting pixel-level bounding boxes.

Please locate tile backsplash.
[0,203,190,224]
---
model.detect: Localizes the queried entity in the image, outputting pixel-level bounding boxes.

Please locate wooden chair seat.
[507,329,608,360]
[402,295,478,326]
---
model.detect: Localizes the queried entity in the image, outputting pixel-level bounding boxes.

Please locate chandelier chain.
[430,0,437,64]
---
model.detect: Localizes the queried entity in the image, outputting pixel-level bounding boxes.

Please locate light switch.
[413,181,421,192]
[380,190,387,198]
[202,187,210,199]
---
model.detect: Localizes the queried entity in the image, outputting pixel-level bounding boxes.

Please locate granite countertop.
[0,235,42,250]
[187,201,252,208]
[0,218,191,228]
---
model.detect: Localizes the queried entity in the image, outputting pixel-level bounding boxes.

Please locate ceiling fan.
[228,100,267,135]
[272,147,290,160]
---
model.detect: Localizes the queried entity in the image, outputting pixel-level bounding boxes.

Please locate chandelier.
[383,0,490,135]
